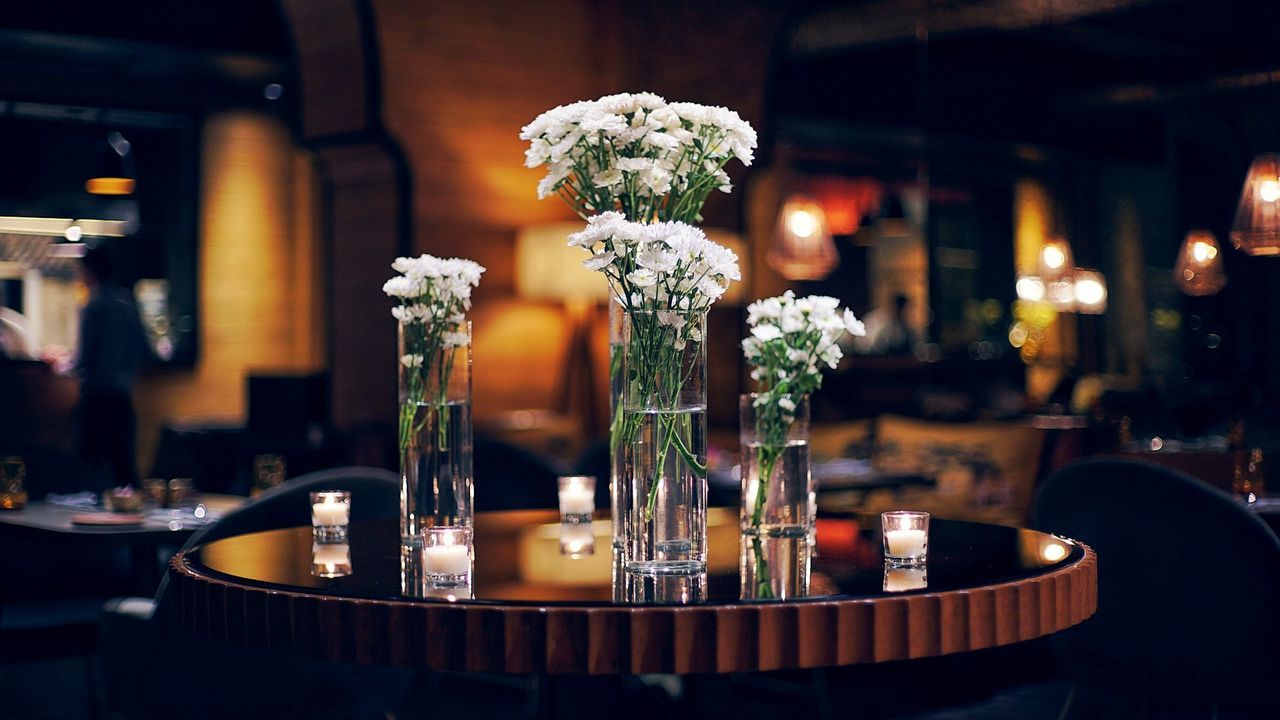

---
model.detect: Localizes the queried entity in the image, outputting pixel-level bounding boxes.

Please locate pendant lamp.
[1230,153,1280,256]
[767,193,839,281]
[86,131,135,196]
[1174,229,1227,295]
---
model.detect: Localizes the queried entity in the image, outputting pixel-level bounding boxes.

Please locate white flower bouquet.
[520,92,757,224]
[569,212,740,519]
[740,292,863,595]
[384,254,485,454]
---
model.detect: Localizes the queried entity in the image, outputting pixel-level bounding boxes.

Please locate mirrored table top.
[185,509,1083,607]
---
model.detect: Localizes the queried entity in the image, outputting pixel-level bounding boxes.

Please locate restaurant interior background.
[3,0,1280,717]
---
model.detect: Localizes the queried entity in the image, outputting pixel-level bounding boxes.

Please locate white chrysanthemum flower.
[520,93,756,222]
[592,168,623,188]
[741,292,862,413]
[582,251,616,271]
[752,325,783,342]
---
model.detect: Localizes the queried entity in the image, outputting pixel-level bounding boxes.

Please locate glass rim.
[423,525,472,541]
[310,490,351,501]
[881,510,929,520]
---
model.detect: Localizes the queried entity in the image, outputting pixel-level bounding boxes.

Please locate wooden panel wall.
[372,0,786,425]
[133,113,322,470]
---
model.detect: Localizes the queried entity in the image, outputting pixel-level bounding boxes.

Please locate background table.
[0,495,241,594]
[169,510,1096,674]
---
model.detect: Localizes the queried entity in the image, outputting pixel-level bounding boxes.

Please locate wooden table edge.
[167,542,1097,675]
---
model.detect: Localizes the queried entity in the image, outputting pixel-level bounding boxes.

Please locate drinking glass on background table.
[168,478,195,508]
[252,454,286,497]
[1233,448,1265,505]
[882,510,929,566]
[1,456,27,511]
[142,477,168,507]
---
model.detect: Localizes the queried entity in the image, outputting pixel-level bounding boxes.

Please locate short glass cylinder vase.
[740,393,813,536]
[618,310,708,575]
[398,322,473,548]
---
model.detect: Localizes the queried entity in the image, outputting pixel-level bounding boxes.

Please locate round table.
[168,509,1096,675]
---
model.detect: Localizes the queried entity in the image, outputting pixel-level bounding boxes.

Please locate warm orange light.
[1231,153,1280,256]
[1261,180,1280,203]
[786,208,821,238]
[1174,229,1226,296]
[767,194,838,281]
[1037,238,1074,281]
[1073,268,1107,314]
[85,177,136,195]
[1042,245,1066,269]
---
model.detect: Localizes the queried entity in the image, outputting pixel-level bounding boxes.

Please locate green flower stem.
[745,396,796,595]
[752,536,774,600]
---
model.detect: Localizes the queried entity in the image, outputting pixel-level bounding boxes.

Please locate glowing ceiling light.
[1015,275,1046,302]
[1231,153,1280,256]
[1073,268,1107,314]
[1174,229,1226,296]
[1037,238,1074,282]
[1261,180,1280,203]
[767,194,839,281]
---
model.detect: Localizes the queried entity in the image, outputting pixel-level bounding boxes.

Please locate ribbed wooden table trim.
[167,544,1096,675]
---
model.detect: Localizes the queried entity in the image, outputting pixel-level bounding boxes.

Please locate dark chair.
[98,466,413,719]
[1033,458,1280,715]
[574,438,612,509]
[473,433,560,511]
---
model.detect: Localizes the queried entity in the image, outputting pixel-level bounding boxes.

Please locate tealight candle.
[310,491,351,542]
[557,475,596,523]
[881,510,929,565]
[422,526,472,587]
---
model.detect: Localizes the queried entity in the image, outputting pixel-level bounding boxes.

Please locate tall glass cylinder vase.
[619,310,707,575]
[608,300,625,551]
[398,322,473,548]
[739,393,813,599]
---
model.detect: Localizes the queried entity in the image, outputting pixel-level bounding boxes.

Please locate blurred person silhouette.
[852,293,914,356]
[71,246,150,490]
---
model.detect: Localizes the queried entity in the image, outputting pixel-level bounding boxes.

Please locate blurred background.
[1,0,1277,517]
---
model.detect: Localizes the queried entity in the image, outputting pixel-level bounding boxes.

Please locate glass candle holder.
[558,475,596,524]
[881,510,929,566]
[311,491,351,542]
[560,521,596,558]
[312,542,353,578]
[0,456,26,511]
[422,526,472,587]
[883,563,927,592]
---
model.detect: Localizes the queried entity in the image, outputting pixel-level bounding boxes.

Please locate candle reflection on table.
[311,542,352,578]
[560,521,596,558]
[883,563,927,592]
